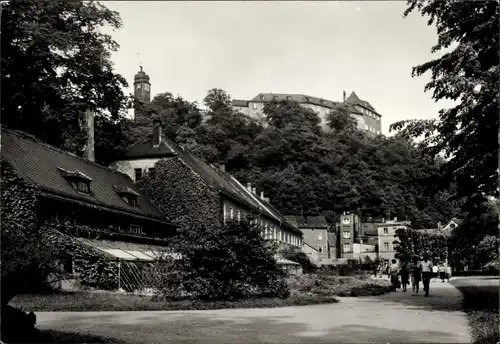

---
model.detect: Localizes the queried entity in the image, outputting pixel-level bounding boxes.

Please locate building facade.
[1,127,178,292]
[376,219,411,262]
[110,122,303,252]
[232,91,382,134]
[285,215,330,262]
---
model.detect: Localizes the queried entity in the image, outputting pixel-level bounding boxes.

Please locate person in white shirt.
[432,264,439,282]
[445,265,452,282]
[421,255,433,297]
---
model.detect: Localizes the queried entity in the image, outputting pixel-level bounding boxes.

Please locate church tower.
[134,66,151,103]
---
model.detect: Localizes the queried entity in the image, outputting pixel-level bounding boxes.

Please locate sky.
[103,1,456,134]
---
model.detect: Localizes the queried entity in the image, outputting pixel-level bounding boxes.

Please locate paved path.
[36,281,471,344]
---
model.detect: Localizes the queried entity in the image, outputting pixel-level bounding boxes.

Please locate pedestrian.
[400,261,410,292]
[438,262,446,282]
[409,255,422,296]
[445,265,452,282]
[421,255,433,297]
[389,259,400,292]
[432,263,438,282]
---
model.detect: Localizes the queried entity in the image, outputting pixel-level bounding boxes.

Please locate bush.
[288,274,392,298]
[1,161,61,306]
[280,247,318,273]
[158,219,289,301]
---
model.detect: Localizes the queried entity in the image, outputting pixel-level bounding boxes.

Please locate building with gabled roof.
[1,126,179,291]
[232,91,382,134]
[110,120,303,253]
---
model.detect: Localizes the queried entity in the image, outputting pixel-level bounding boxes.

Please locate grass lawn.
[10,274,391,313]
[451,277,499,344]
[10,291,339,312]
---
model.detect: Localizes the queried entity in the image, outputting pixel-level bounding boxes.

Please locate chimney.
[260,191,264,200]
[394,217,397,222]
[264,197,270,203]
[219,163,225,172]
[382,218,385,223]
[252,187,256,194]
[84,108,95,162]
[437,221,442,230]
[343,90,346,102]
[247,182,252,192]
[153,119,162,148]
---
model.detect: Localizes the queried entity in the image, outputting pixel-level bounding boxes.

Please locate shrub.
[280,247,318,273]
[158,219,289,301]
[1,161,61,306]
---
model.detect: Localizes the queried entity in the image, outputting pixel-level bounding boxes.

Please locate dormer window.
[113,185,140,207]
[273,96,278,101]
[58,167,92,194]
[260,95,265,100]
[286,96,292,100]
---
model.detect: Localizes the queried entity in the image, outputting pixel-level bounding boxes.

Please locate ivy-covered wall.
[41,219,119,290]
[138,158,222,231]
[1,160,42,302]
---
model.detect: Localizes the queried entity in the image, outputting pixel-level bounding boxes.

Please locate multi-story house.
[110,121,303,253]
[232,91,382,134]
[1,125,178,291]
[337,212,362,259]
[285,215,330,263]
[377,218,411,262]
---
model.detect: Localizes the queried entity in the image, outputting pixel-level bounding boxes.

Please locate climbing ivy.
[138,158,222,231]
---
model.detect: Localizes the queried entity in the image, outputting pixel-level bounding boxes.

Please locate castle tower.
[134,66,151,103]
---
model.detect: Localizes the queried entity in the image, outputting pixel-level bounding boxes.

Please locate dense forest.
[1,0,495,230]
[129,89,463,228]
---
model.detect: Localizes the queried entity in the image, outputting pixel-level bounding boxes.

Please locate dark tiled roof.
[345,91,380,115]
[158,137,302,235]
[232,99,248,107]
[284,215,329,228]
[248,93,340,110]
[1,128,171,223]
[123,141,176,159]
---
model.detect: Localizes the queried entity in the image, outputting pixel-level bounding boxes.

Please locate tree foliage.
[1,0,131,164]
[390,0,499,199]
[162,220,289,301]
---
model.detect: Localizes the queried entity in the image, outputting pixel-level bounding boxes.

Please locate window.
[342,231,351,239]
[342,217,350,225]
[305,97,310,102]
[252,102,257,110]
[230,207,234,219]
[383,227,388,234]
[286,96,292,100]
[343,243,350,252]
[144,84,150,91]
[123,195,138,207]
[318,245,323,253]
[63,256,73,274]
[317,233,323,241]
[260,95,265,100]
[364,124,369,130]
[134,168,142,181]
[130,224,143,235]
[383,242,389,251]
[71,180,90,194]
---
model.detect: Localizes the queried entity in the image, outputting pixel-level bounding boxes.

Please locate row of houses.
[1,111,305,290]
[288,213,460,266]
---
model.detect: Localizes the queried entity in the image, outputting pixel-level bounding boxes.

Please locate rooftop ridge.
[1,126,135,181]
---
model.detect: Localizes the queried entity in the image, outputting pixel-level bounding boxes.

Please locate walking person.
[421,255,433,297]
[445,264,452,282]
[409,256,422,296]
[432,263,438,282]
[438,262,446,283]
[389,259,400,292]
[400,260,410,292]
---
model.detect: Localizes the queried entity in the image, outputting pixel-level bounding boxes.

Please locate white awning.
[100,249,139,261]
[123,250,155,261]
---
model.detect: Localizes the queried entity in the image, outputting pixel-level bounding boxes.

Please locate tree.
[390,1,499,200]
[164,219,289,300]
[203,88,233,113]
[326,104,357,132]
[2,0,130,161]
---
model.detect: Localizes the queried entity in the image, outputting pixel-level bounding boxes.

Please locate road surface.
[36,280,472,343]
